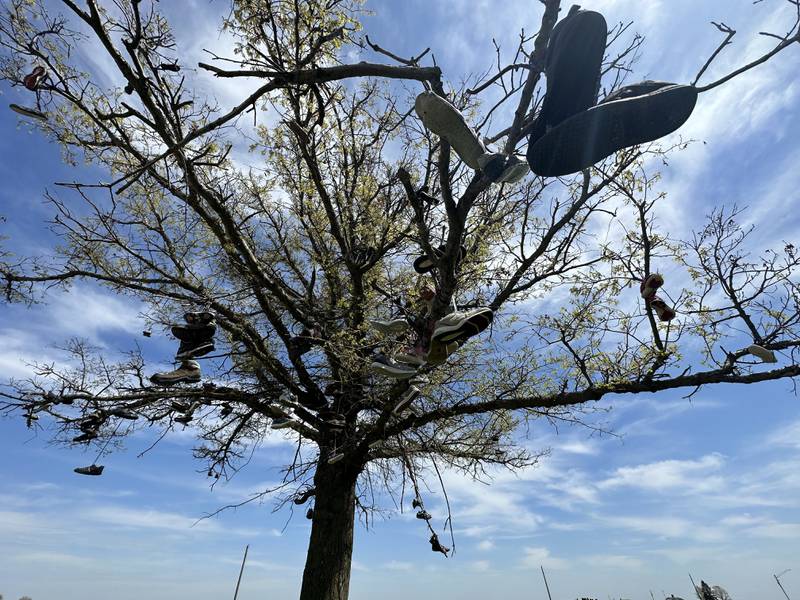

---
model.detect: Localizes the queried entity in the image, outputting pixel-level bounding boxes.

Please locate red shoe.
[23,66,46,91]
[639,273,664,300]
[649,296,676,322]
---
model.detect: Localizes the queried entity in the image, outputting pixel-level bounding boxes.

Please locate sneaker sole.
[415,92,485,169]
[393,387,420,414]
[538,11,608,130]
[150,374,201,386]
[175,342,215,360]
[9,103,48,121]
[370,363,417,379]
[271,420,295,429]
[432,310,493,344]
[528,85,698,177]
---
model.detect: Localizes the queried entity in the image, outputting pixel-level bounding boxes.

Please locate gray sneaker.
[74,464,104,476]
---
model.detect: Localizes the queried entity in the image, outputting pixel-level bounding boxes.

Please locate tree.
[1,1,799,599]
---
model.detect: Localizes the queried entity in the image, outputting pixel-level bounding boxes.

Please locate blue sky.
[2,1,800,599]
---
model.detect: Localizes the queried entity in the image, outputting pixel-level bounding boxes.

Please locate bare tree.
[1,1,799,599]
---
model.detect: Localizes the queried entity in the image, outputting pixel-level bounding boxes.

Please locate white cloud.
[520,546,569,570]
[599,453,726,493]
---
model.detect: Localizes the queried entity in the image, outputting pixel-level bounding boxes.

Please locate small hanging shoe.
[639,273,664,300]
[416,509,432,521]
[74,464,104,476]
[23,66,47,91]
[429,533,449,556]
[648,296,676,322]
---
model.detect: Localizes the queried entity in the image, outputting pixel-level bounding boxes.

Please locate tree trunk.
[298,460,359,600]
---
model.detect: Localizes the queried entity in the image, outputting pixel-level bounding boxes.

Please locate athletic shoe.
[747,344,777,364]
[184,311,215,325]
[327,451,345,465]
[109,409,138,420]
[172,323,216,360]
[175,413,193,425]
[477,151,509,180]
[528,9,607,149]
[425,339,459,366]
[23,66,46,91]
[413,245,467,274]
[74,464,104,476]
[370,354,418,379]
[369,318,409,334]
[416,509,432,520]
[412,498,423,509]
[527,83,698,176]
[496,154,530,183]
[142,330,152,337]
[271,413,295,429]
[414,91,487,170]
[432,307,493,345]
[395,345,426,366]
[150,360,201,386]
[171,400,190,412]
[306,507,314,519]
[393,385,420,414]
[429,533,449,556]
[648,296,676,322]
[72,431,97,443]
[639,273,664,300]
[9,103,48,121]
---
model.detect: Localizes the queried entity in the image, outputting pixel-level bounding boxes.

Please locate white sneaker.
[747,344,777,363]
[369,318,409,334]
[9,103,48,121]
[432,307,493,344]
[415,91,486,170]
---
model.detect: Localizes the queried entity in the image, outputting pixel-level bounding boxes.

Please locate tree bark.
[298,460,359,600]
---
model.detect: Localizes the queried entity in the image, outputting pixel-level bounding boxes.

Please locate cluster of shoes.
[71,408,138,476]
[370,268,493,383]
[639,273,676,322]
[150,311,216,386]
[414,8,697,179]
[411,497,449,556]
[9,65,49,122]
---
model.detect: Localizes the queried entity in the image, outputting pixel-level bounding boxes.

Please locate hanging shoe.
[413,244,467,274]
[175,413,194,425]
[172,323,216,360]
[429,533,449,556]
[23,66,47,91]
[72,431,98,443]
[416,509,432,520]
[369,318,410,335]
[171,400,190,412]
[395,344,427,367]
[150,360,201,386]
[496,154,530,184]
[425,338,459,366]
[412,498,423,509]
[747,344,777,364]
[287,326,322,362]
[109,409,138,420]
[74,464,104,476]
[306,507,314,520]
[414,91,490,170]
[431,307,493,345]
[527,9,607,150]
[393,385,421,414]
[528,83,697,176]
[327,451,345,465]
[9,103,48,121]
[370,353,418,379]
[184,310,215,325]
[639,273,664,300]
[271,412,295,429]
[648,296,676,322]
